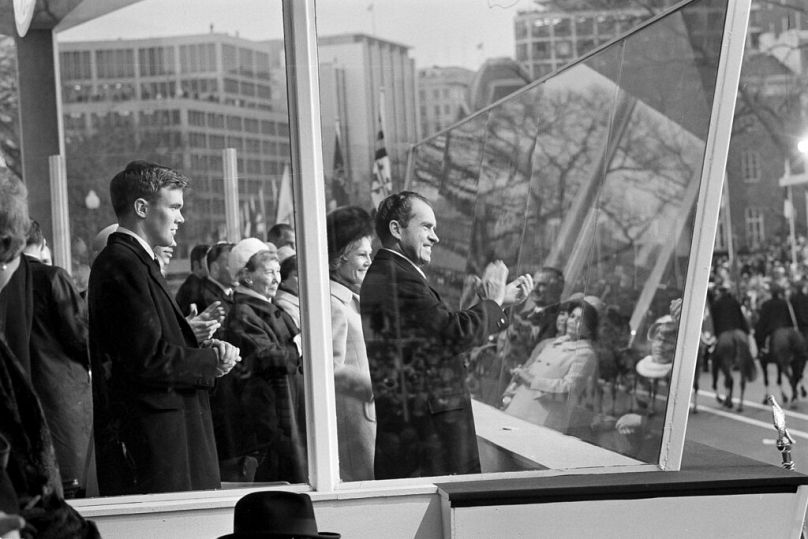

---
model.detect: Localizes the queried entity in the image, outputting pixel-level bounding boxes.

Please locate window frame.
[65,0,752,515]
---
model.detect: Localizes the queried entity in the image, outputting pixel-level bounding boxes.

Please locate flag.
[371,99,393,208]
[276,164,294,225]
[331,121,350,209]
[256,185,267,240]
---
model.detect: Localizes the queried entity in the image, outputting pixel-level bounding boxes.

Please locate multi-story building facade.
[59,33,291,249]
[417,66,474,138]
[513,0,678,80]
[318,34,418,204]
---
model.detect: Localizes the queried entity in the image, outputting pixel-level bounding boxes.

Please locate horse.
[759,327,808,407]
[711,329,757,412]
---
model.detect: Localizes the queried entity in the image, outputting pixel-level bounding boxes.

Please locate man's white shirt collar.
[208,276,233,296]
[382,248,426,280]
[116,226,156,261]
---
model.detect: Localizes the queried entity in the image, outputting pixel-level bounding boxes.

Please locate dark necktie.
[152,257,162,273]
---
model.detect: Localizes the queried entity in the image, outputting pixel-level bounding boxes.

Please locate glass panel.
[393,0,728,474]
[47,0,304,498]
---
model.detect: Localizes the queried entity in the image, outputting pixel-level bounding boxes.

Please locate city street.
[687,368,808,471]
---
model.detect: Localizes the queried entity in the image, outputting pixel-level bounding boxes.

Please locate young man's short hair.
[109,160,189,218]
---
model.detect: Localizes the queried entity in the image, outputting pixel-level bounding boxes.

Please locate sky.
[59,0,538,70]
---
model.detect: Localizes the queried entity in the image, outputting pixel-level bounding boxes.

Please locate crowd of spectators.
[0,161,707,537]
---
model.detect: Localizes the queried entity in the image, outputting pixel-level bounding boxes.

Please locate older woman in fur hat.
[326,207,376,481]
[221,238,306,484]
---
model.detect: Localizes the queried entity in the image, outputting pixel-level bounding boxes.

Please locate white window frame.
[65,0,752,516]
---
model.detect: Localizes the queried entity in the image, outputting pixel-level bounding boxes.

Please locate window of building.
[206,112,224,129]
[188,110,206,127]
[515,20,528,39]
[61,83,93,103]
[222,44,238,74]
[516,43,528,61]
[227,115,243,131]
[261,120,275,135]
[180,43,217,73]
[241,81,256,97]
[138,46,176,77]
[576,16,595,36]
[224,78,239,94]
[741,150,761,182]
[256,51,271,80]
[531,41,551,59]
[532,19,551,38]
[227,135,243,150]
[208,134,226,149]
[62,113,86,131]
[60,50,92,80]
[188,132,207,148]
[239,47,255,77]
[745,207,765,247]
[246,137,261,153]
[95,49,136,78]
[555,40,573,58]
[257,84,271,99]
[554,17,572,37]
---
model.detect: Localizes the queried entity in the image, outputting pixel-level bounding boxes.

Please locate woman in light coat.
[504,299,598,434]
[326,206,376,481]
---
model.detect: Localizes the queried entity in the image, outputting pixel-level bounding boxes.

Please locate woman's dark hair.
[280,254,298,282]
[326,206,373,268]
[565,300,599,341]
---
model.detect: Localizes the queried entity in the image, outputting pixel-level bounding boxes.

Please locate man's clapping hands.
[478,260,533,307]
[203,338,241,377]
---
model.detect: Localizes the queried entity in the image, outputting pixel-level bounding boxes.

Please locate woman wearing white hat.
[220,238,306,484]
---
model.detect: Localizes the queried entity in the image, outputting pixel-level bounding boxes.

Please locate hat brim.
[218,533,341,539]
[636,355,673,379]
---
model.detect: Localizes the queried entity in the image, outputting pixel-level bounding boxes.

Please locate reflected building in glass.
[318,34,418,207]
[417,66,474,138]
[59,34,292,255]
[408,0,729,463]
[514,0,679,79]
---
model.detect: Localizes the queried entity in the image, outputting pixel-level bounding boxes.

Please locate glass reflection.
[407,0,727,467]
[52,0,304,497]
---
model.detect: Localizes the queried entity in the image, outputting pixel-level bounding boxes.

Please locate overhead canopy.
[0,0,142,35]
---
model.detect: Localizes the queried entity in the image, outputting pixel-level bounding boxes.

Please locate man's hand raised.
[479,261,534,307]
[503,273,533,307]
[479,261,509,306]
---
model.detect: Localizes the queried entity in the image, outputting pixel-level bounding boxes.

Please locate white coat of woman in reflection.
[504,299,598,434]
[326,206,377,481]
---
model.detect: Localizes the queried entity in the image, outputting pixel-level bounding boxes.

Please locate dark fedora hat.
[218,491,340,539]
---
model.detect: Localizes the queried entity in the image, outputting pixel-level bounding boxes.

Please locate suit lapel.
[110,233,192,331]
[379,249,441,302]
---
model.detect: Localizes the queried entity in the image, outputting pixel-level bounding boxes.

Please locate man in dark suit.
[199,242,235,317]
[25,220,94,496]
[175,244,209,316]
[89,161,240,495]
[361,191,531,479]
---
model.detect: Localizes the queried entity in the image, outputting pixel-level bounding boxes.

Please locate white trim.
[282,0,340,492]
[658,0,752,471]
